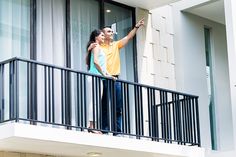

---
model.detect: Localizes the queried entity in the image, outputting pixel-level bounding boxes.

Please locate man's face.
[103,27,114,41]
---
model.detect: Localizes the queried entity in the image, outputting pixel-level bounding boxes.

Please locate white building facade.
[136,0,236,156]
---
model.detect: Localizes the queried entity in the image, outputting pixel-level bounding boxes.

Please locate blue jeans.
[101,80,122,133]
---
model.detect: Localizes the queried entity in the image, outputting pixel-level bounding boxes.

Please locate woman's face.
[96,32,105,44]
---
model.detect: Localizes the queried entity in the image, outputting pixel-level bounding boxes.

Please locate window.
[70,0,100,71]
[36,0,66,66]
[0,0,136,80]
[70,0,136,81]
[204,27,217,150]
[104,2,134,81]
[0,0,30,120]
[0,0,30,61]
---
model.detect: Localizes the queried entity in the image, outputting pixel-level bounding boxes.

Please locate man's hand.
[120,18,145,47]
[135,18,145,28]
[88,43,98,51]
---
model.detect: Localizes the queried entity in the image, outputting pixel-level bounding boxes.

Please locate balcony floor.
[0,122,204,157]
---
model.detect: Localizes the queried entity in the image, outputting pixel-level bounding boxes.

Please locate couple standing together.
[86,18,145,134]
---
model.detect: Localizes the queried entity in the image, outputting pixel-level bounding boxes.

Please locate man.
[101,19,144,134]
[89,18,145,134]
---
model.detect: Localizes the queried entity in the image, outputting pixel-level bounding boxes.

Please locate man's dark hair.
[102,25,111,29]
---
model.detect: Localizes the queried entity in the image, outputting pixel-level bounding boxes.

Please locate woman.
[86,29,109,134]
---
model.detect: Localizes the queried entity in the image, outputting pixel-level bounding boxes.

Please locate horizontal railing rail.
[0,57,201,146]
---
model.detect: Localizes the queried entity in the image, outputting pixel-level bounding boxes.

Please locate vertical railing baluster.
[163,91,167,142]
[177,94,183,145]
[168,93,172,143]
[52,68,55,123]
[76,73,80,128]
[147,88,151,138]
[172,93,177,142]
[152,89,156,140]
[94,76,98,129]
[167,92,171,143]
[138,85,141,136]
[195,97,201,146]
[61,69,64,125]
[160,91,164,141]
[30,62,37,124]
[140,86,144,136]
[121,82,125,133]
[120,82,126,133]
[175,94,179,143]
[79,73,83,128]
[175,94,178,144]
[150,89,155,140]
[92,76,95,128]
[153,89,158,141]
[166,93,171,143]
[192,97,197,144]
[185,96,190,144]
[127,84,130,134]
[95,77,99,129]
[0,64,4,121]
[83,74,87,130]
[15,60,19,122]
[161,91,167,142]
[106,79,111,132]
[48,67,51,123]
[183,96,187,145]
[186,96,190,143]
[27,63,30,120]
[125,83,129,134]
[187,97,192,144]
[9,61,14,120]
[164,91,168,142]
[99,78,103,130]
[164,92,168,142]
[181,97,185,145]
[44,66,48,122]
[98,77,102,130]
[113,81,117,133]
[67,71,71,127]
[134,85,139,138]
[190,97,194,145]
[110,79,115,132]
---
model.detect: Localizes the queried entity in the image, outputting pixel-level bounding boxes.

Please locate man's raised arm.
[120,18,145,47]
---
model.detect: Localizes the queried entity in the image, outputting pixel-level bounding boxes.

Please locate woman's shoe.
[88,128,103,134]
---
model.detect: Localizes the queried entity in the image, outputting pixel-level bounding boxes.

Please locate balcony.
[0,57,202,157]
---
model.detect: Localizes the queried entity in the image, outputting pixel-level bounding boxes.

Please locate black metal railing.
[0,57,201,146]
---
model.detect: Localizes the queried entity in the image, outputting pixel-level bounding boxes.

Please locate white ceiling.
[113,0,180,10]
[186,0,225,24]
[113,0,225,25]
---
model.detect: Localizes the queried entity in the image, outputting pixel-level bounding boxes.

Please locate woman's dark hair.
[86,29,103,70]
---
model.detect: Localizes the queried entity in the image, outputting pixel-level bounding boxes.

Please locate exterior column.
[224,0,236,148]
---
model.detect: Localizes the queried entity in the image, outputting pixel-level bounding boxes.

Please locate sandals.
[88,128,103,134]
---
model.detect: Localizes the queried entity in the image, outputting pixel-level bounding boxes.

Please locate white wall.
[172,3,233,152]
[224,0,236,153]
